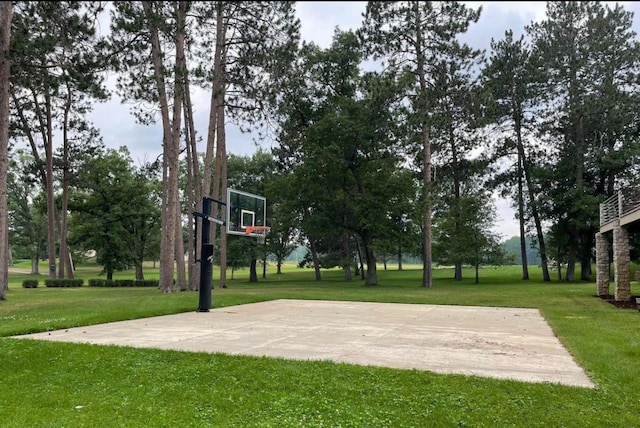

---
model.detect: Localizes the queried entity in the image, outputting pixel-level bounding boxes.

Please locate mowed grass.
[1,262,639,427]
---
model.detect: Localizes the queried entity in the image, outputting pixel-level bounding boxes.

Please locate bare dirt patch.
[596,294,639,310]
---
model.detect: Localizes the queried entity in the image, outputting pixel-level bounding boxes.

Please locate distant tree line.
[501,236,541,266]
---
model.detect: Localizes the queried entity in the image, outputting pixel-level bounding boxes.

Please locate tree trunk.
[558,263,563,281]
[516,123,550,281]
[59,91,73,279]
[185,120,196,289]
[134,227,145,280]
[249,258,258,282]
[309,236,321,281]
[565,246,576,282]
[421,123,432,288]
[183,71,201,291]
[12,90,49,282]
[210,3,229,289]
[144,1,186,292]
[397,243,403,271]
[568,112,586,283]
[59,246,73,279]
[216,8,229,288]
[454,263,462,281]
[451,126,462,283]
[198,3,223,291]
[218,95,228,288]
[355,236,365,280]
[169,2,187,292]
[344,264,352,281]
[45,91,57,279]
[517,148,529,280]
[15,85,57,281]
[580,260,591,281]
[416,41,432,288]
[185,155,196,289]
[580,233,593,281]
[0,0,8,298]
[262,254,267,279]
[175,205,187,291]
[362,232,377,286]
[342,235,352,281]
[146,1,172,291]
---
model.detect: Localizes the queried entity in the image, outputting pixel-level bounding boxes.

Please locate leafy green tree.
[109,1,187,291]
[481,30,551,281]
[225,234,253,280]
[427,33,485,281]
[372,168,421,271]
[109,2,299,291]
[267,223,297,275]
[270,38,329,280]
[463,194,505,284]
[433,175,500,282]
[359,1,482,287]
[264,174,297,275]
[69,147,158,280]
[129,162,162,281]
[10,1,108,280]
[527,1,640,281]
[274,30,412,285]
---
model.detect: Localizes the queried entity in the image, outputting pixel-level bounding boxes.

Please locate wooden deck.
[600,188,640,232]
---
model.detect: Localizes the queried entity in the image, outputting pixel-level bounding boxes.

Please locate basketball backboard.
[226,188,267,237]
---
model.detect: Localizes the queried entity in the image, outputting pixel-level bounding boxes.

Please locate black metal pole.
[198,243,213,312]
[198,197,213,312]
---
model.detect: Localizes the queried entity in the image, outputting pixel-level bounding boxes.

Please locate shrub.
[134,280,159,287]
[88,279,159,287]
[88,279,113,287]
[22,279,39,288]
[44,279,83,288]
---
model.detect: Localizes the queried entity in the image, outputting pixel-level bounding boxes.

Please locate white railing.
[600,188,640,227]
[600,193,619,227]
[621,188,640,217]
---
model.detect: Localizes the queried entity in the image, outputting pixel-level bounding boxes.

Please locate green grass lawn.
[1,262,639,427]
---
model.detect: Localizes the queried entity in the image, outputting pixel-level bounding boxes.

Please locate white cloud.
[295,1,367,49]
[492,197,521,241]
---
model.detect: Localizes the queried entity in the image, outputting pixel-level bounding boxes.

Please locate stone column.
[613,225,630,301]
[595,232,610,297]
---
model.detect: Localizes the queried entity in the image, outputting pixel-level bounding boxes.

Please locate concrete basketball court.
[11,299,594,388]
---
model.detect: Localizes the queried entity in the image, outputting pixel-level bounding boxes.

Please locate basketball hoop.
[244,225,271,244]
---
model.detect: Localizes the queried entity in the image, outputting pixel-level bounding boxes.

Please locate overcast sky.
[86,1,640,240]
